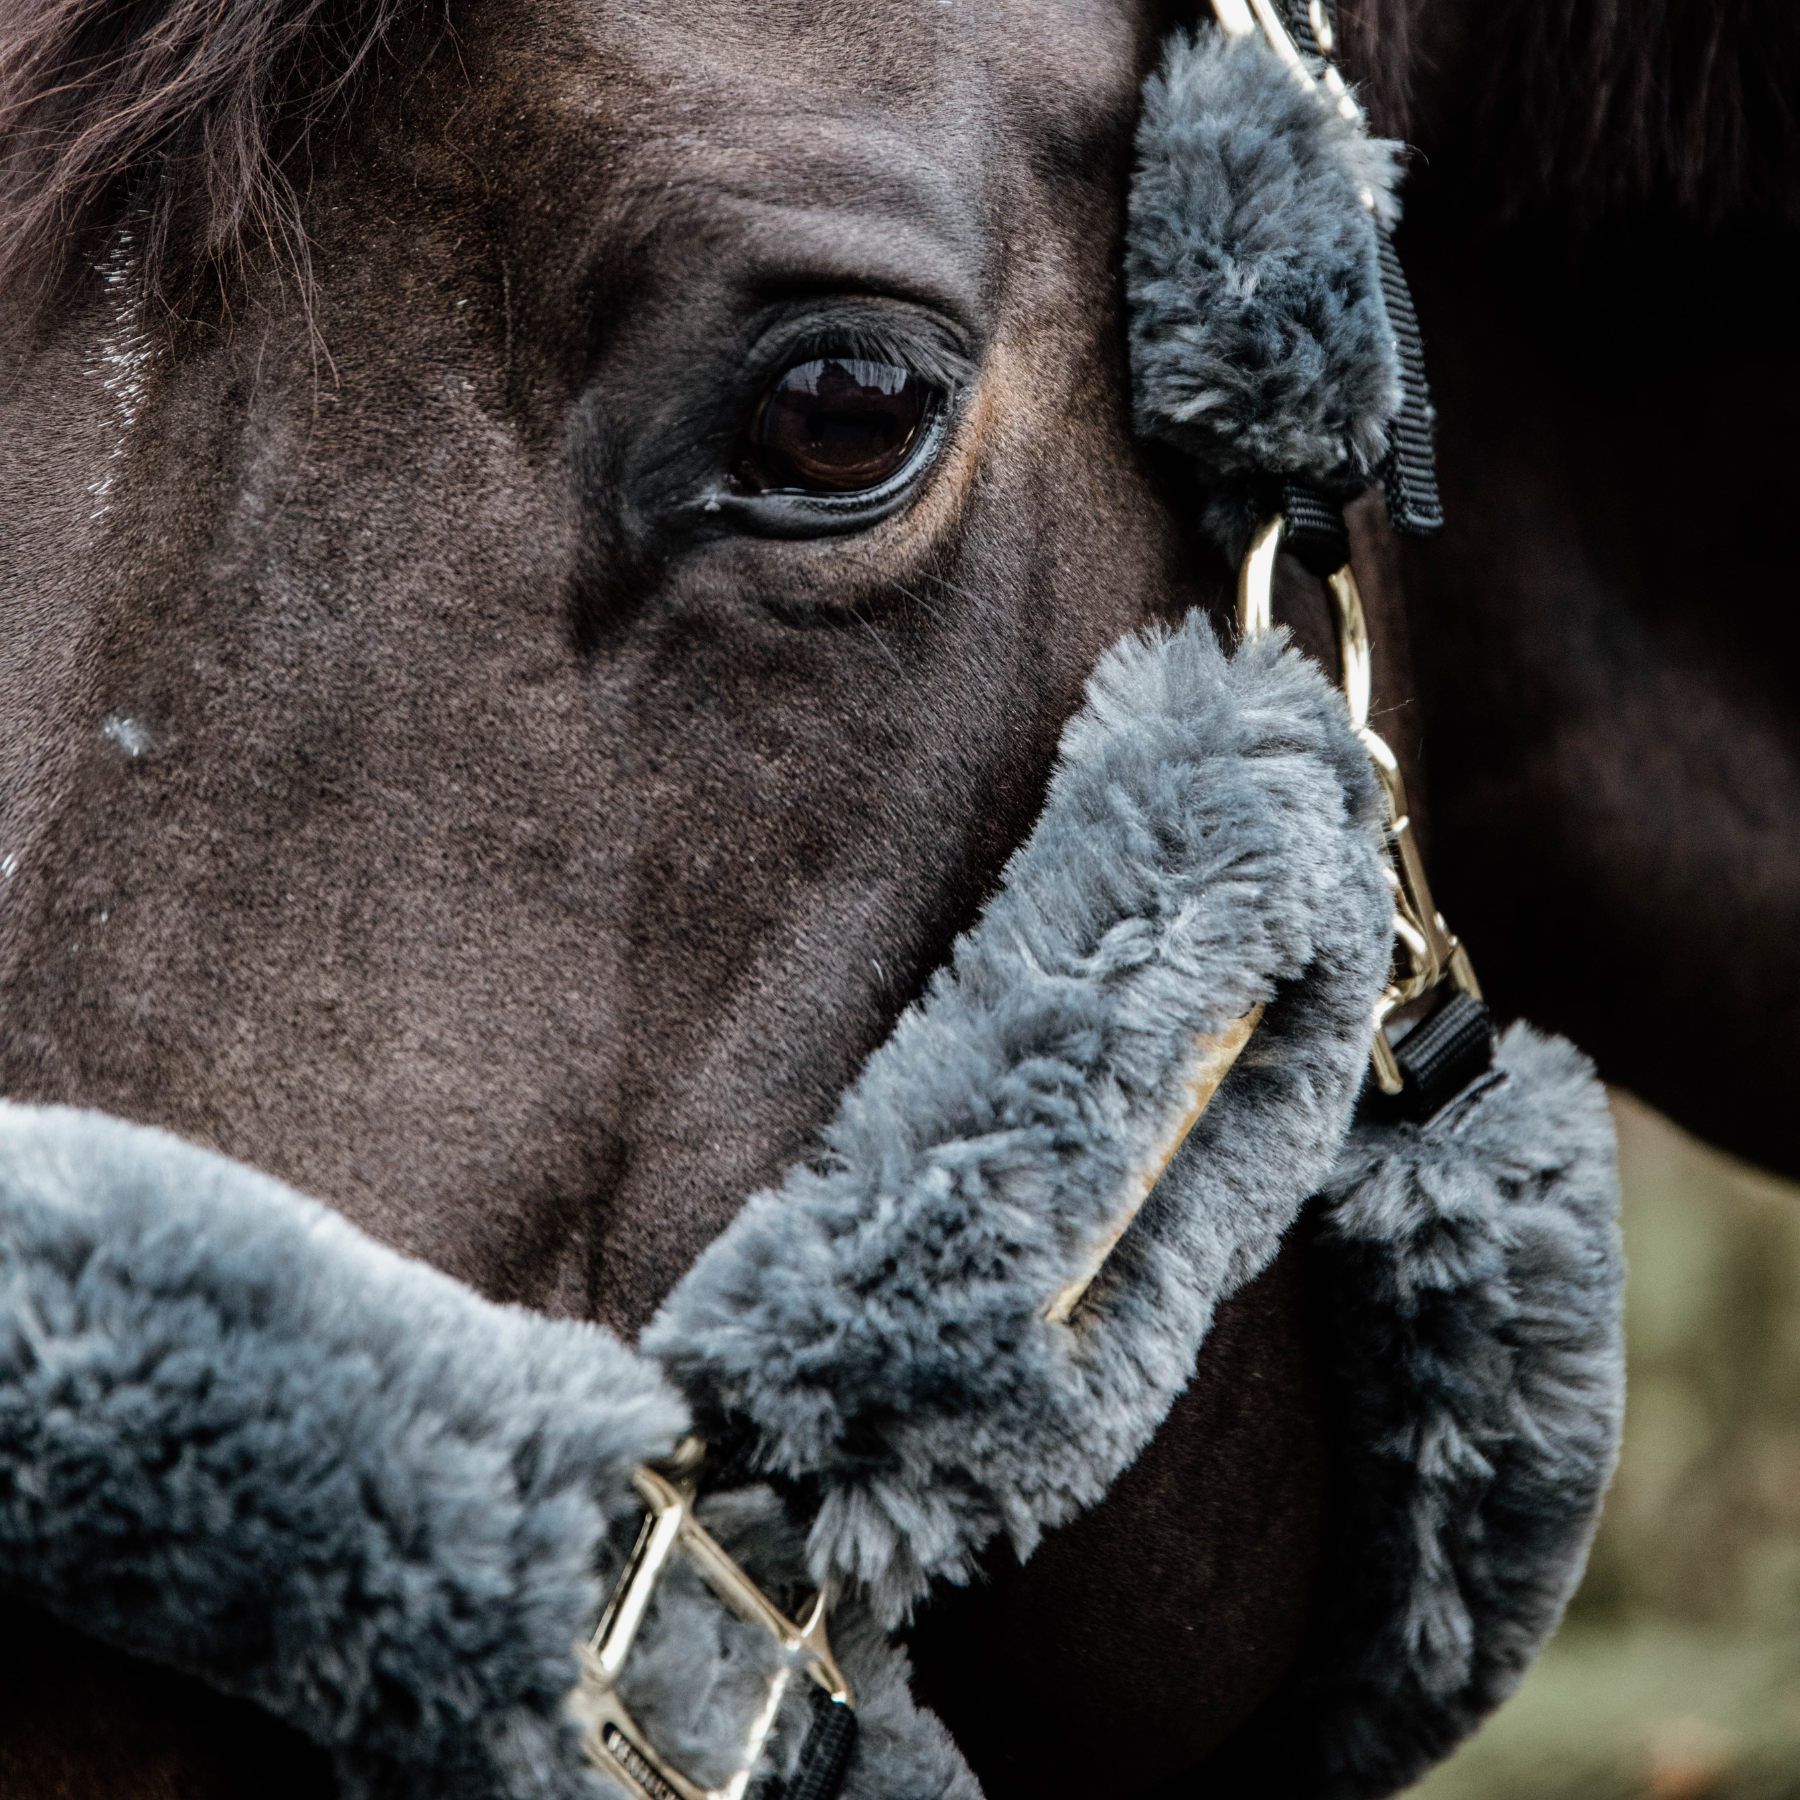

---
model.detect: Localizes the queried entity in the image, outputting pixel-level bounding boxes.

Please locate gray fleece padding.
[1232,1024,1625,1794]
[0,1101,683,1800]
[646,614,1393,1625]
[1126,27,1403,502]
[0,616,1625,1800]
[0,1101,979,1800]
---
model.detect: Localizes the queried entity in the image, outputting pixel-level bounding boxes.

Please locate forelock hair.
[0,0,415,322]
[6,0,1790,335]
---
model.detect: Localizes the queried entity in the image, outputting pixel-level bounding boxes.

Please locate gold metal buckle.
[1239,514,1482,1095]
[573,1437,853,1800]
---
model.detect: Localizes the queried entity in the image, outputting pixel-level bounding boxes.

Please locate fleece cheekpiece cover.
[0,618,1624,1800]
[1127,25,1407,557]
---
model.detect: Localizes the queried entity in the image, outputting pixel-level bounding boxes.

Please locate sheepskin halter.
[0,10,1625,1800]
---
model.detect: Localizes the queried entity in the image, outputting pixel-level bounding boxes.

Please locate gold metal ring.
[1326,565,1371,731]
[1235,512,1482,1095]
[574,1439,853,1800]
[1236,514,1284,643]
[1209,0,1365,128]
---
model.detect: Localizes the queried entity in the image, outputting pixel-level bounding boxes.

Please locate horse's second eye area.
[738,359,931,494]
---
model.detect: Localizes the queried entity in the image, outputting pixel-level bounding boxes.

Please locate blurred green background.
[1413,1095,1800,1800]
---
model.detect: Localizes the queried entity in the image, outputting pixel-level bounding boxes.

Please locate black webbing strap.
[1283,0,1331,59]
[1281,0,1443,540]
[1278,480,1351,574]
[770,1691,858,1800]
[1387,993,1496,1122]
[1373,230,1443,538]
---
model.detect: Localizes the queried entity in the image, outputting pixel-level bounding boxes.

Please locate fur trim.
[0,1102,683,1800]
[1126,26,1404,498]
[0,1102,976,1800]
[647,614,1393,1625]
[1225,1024,1625,1794]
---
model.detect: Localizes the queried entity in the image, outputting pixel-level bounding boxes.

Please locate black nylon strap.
[1283,0,1331,58]
[1282,0,1443,539]
[1388,992,1496,1122]
[769,1691,858,1800]
[1278,480,1351,575]
[1374,228,1443,538]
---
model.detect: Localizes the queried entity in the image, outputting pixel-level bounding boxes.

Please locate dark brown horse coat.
[0,0,1794,1791]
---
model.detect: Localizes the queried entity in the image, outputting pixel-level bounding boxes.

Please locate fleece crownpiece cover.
[0,619,1623,1800]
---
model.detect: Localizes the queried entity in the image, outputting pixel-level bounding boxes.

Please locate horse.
[0,0,1790,1791]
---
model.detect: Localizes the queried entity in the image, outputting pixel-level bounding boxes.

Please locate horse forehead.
[548,0,1138,101]
[482,0,1145,210]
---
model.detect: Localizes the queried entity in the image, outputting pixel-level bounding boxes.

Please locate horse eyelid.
[744,301,976,397]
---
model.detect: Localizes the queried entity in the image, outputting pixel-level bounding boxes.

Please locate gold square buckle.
[574,1437,854,1800]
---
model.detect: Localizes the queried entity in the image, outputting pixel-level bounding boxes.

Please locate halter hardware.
[574,1436,855,1800]
[1239,514,1483,1096]
[1212,0,1363,131]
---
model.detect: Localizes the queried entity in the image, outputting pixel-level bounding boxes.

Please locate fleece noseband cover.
[1127,23,1411,560]
[1,619,1622,1800]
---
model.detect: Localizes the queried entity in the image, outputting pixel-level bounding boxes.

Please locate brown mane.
[1338,0,1424,146]
[1481,0,1800,222]
[0,0,412,319]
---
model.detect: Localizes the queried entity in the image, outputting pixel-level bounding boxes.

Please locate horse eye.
[736,358,934,495]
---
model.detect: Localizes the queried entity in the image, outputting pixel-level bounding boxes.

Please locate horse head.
[1,0,1335,1785]
[0,3,1632,1795]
